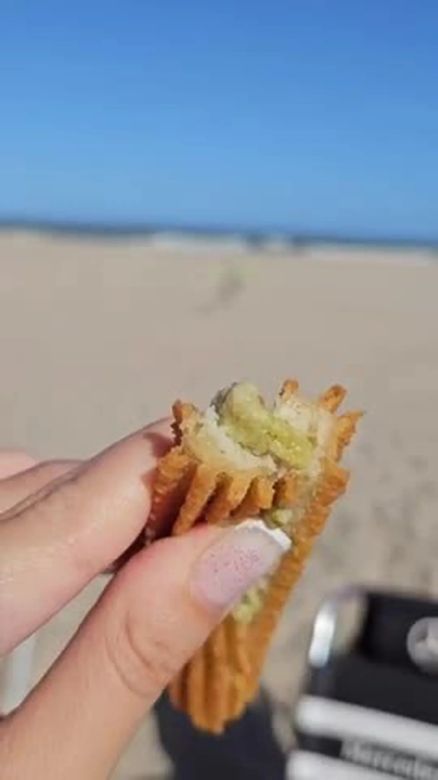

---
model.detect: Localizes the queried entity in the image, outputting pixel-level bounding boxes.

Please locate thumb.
[2,521,285,778]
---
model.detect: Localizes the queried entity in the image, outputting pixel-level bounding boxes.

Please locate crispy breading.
[232,475,274,519]
[171,400,198,442]
[280,378,300,400]
[157,379,360,732]
[318,384,347,412]
[204,473,253,525]
[225,617,252,720]
[173,464,219,535]
[205,623,230,733]
[333,411,363,459]
[146,447,195,540]
[275,473,298,507]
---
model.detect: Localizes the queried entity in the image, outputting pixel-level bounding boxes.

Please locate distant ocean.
[1,218,438,253]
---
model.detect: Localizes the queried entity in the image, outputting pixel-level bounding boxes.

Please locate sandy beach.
[1,231,438,777]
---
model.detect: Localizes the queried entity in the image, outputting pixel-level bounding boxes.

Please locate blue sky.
[1,1,438,237]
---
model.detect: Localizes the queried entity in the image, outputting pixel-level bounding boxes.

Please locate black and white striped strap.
[287,696,438,779]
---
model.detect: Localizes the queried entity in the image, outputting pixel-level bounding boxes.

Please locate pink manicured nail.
[191,519,291,611]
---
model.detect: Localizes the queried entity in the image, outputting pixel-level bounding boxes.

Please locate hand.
[0,423,282,778]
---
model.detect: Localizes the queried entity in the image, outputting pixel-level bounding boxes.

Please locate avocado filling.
[232,581,269,624]
[264,508,294,529]
[213,384,314,624]
[216,382,314,469]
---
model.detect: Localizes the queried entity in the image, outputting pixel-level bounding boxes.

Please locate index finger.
[0,452,37,479]
[0,419,172,654]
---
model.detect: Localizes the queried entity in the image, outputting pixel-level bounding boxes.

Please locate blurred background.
[1,2,438,777]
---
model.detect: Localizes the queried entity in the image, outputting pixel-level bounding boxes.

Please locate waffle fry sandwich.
[147,379,361,733]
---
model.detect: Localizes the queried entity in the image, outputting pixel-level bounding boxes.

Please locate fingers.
[0,460,80,516]
[0,451,37,479]
[1,520,285,778]
[0,420,172,654]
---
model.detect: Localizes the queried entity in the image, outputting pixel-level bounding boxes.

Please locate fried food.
[148,379,361,732]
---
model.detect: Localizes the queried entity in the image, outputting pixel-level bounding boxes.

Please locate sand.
[1,231,438,777]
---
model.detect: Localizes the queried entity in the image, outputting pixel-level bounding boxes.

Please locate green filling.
[232,584,267,624]
[217,382,314,469]
[218,383,310,624]
[264,508,294,529]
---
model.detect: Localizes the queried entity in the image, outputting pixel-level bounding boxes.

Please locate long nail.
[190,519,291,612]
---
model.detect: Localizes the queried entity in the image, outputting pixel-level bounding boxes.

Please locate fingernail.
[190,519,291,611]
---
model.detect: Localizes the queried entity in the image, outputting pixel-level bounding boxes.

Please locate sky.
[1,1,438,238]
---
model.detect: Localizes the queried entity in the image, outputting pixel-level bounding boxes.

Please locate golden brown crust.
[232,475,274,519]
[206,623,229,733]
[172,399,198,428]
[333,411,363,459]
[204,473,254,526]
[274,473,298,507]
[318,384,347,412]
[225,618,252,720]
[160,380,360,732]
[147,447,196,540]
[173,464,219,535]
[279,378,300,400]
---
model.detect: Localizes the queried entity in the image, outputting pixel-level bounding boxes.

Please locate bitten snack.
[147,379,361,733]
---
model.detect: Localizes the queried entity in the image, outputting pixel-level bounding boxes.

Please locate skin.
[0,423,228,779]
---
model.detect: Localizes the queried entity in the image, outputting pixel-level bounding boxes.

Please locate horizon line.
[1,217,438,250]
